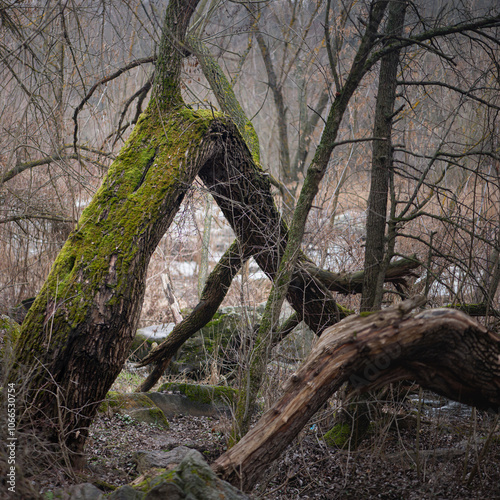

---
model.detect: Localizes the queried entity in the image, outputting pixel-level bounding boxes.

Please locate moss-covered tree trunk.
[8,0,205,465]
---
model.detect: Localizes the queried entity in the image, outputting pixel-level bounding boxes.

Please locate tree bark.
[361,0,407,312]
[10,109,228,463]
[9,0,204,464]
[212,298,500,491]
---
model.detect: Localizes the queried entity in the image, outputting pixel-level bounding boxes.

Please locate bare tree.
[3,0,500,482]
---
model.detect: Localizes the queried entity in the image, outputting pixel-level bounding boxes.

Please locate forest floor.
[34,388,500,500]
[11,194,500,499]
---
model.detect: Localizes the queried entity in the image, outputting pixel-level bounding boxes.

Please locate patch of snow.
[137,323,176,339]
[170,261,197,277]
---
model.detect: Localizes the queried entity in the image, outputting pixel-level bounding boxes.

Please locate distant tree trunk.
[255,30,292,181]
[213,298,500,491]
[361,0,407,311]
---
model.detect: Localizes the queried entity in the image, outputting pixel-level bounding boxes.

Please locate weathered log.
[302,255,420,295]
[212,298,500,491]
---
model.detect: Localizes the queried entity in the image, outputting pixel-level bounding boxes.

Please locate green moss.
[99,391,120,412]
[148,469,179,490]
[100,392,169,428]
[359,311,376,317]
[157,382,237,406]
[0,315,21,352]
[168,306,252,380]
[323,422,352,448]
[147,407,170,428]
[13,105,220,381]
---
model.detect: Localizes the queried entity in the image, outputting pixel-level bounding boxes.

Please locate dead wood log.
[212,298,500,491]
[302,255,420,294]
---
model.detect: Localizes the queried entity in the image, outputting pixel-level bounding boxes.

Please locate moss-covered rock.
[109,448,249,499]
[99,392,169,429]
[158,382,238,406]
[323,401,372,449]
[323,422,352,448]
[172,306,257,380]
[131,305,265,381]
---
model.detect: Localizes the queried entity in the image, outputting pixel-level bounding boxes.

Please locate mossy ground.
[158,382,237,406]
[322,422,353,448]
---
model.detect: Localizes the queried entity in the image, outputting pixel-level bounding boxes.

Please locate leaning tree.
[7,0,500,482]
[8,0,350,464]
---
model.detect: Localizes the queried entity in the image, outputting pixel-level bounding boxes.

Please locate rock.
[323,422,352,448]
[130,306,265,381]
[100,392,169,428]
[43,482,105,499]
[144,481,185,500]
[171,306,255,380]
[67,483,103,499]
[133,446,193,473]
[130,303,311,382]
[107,485,144,499]
[169,449,249,499]
[158,382,238,406]
[151,384,236,417]
[99,388,234,421]
[113,448,249,499]
[129,324,175,361]
[147,392,219,418]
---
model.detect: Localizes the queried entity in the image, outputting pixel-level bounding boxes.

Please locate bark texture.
[10,109,223,461]
[212,298,500,491]
[361,0,407,311]
[9,0,204,462]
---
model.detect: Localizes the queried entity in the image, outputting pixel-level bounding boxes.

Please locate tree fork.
[212,298,500,491]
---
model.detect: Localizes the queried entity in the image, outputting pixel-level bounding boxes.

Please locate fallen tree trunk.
[302,255,420,294]
[212,298,500,491]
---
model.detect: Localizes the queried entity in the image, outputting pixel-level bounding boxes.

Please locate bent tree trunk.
[9,0,206,463]
[212,298,500,491]
[10,108,229,462]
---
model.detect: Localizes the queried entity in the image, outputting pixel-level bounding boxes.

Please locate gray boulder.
[112,449,249,499]
[107,485,144,499]
[133,446,194,473]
